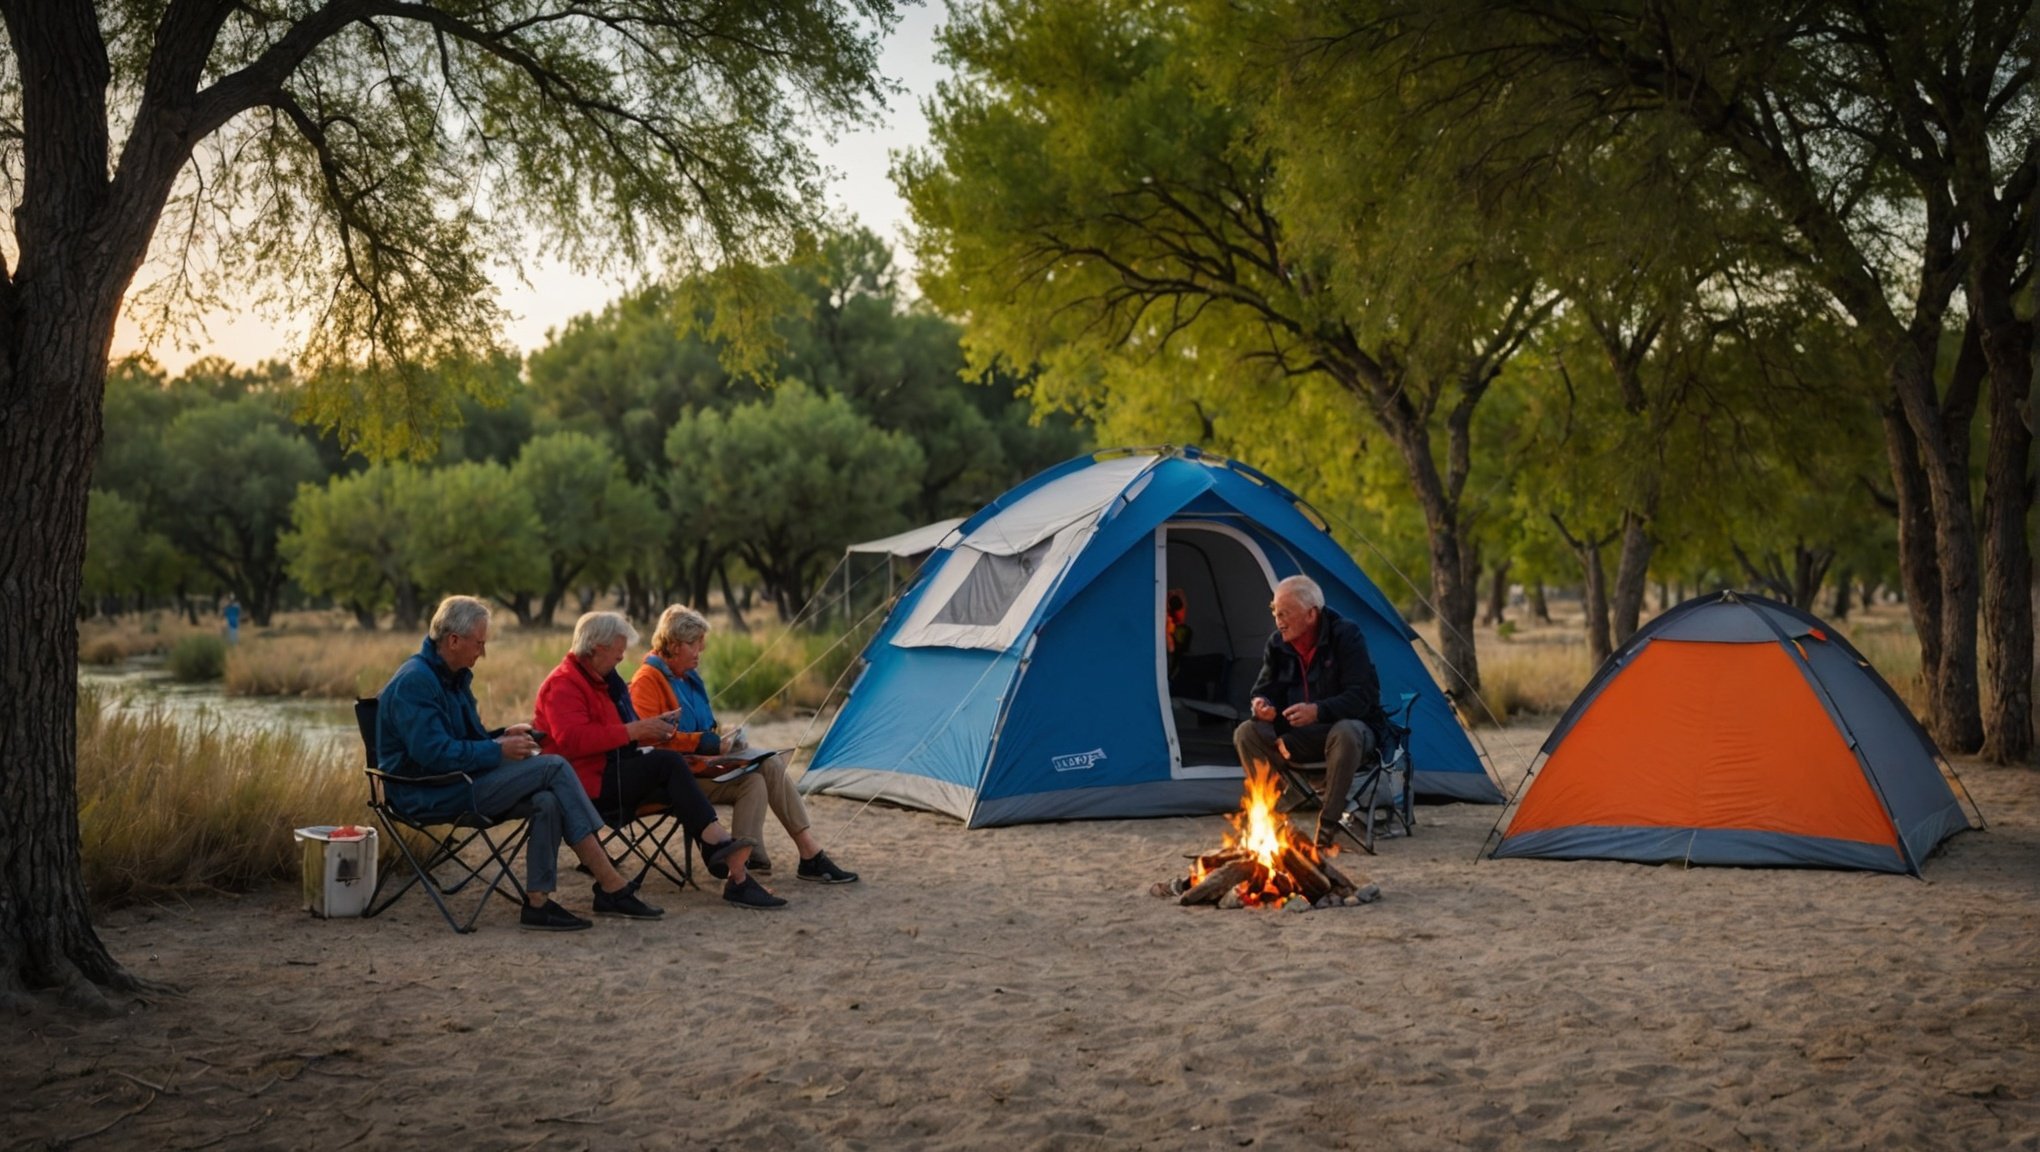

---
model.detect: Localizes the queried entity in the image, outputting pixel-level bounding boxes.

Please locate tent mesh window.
[932,538,1053,627]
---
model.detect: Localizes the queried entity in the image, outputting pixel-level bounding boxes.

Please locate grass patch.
[79,613,213,663]
[77,688,364,906]
[167,634,227,682]
[224,624,570,723]
[1468,638,1595,726]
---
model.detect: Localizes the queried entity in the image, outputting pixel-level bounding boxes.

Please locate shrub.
[167,634,228,681]
[702,630,802,712]
[81,638,127,666]
[76,688,364,905]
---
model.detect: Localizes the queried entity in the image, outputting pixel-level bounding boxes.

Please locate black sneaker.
[722,875,789,910]
[749,852,774,875]
[519,899,593,932]
[592,879,664,920]
[795,850,859,885]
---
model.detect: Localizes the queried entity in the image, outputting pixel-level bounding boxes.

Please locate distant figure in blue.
[223,595,241,645]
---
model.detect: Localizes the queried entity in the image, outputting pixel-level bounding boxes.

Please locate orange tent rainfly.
[1490,592,1978,875]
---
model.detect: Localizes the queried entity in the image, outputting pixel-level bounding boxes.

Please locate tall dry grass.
[77,688,363,906]
[77,613,215,665]
[1471,638,1597,725]
[223,625,572,721]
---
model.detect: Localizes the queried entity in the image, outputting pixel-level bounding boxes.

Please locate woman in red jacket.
[534,611,786,909]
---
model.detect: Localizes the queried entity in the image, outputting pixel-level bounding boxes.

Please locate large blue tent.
[798,446,1503,826]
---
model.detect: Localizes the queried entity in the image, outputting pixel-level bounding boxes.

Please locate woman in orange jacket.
[629,605,859,884]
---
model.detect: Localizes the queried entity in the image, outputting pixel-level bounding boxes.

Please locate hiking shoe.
[701,836,758,881]
[592,879,664,920]
[722,875,788,910]
[748,852,773,875]
[796,851,859,885]
[519,899,593,932]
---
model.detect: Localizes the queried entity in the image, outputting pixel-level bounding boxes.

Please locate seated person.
[377,595,663,930]
[1232,575,1389,852]
[1166,588,1193,682]
[535,610,787,909]
[630,605,859,884]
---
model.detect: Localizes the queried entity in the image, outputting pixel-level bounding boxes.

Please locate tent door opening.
[1158,522,1280,774]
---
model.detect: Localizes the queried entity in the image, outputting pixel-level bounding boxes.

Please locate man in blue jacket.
[378,595,661,930]
[1233,575,1388,852]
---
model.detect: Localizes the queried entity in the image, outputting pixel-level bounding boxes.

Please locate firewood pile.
[1149,763,1384,912]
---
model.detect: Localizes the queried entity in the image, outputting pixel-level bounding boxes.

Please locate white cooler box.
[294,825,378,917]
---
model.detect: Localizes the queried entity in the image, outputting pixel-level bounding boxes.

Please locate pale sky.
[112,7,947,375]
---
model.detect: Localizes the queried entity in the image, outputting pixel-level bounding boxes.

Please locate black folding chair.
[599,799,695,891]
[355,697,535,933]
[1273,692,1420,855]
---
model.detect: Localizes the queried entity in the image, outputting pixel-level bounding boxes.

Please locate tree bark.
[1976,305,2034,762]
[1484,556,1511,626]
[0,0,203,1007]
[1552,516,1615,667]
[1829,569,1853,621]
[1609,509,1652,645]
[1527,581,1550,622]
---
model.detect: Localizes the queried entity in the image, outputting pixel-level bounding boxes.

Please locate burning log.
[1163,762,1384,911]
[1179,860,1255,906]
[1279,845,1341,903]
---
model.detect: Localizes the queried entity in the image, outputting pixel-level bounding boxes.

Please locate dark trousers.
[594,749,720,841]
[1234,718,1375,848]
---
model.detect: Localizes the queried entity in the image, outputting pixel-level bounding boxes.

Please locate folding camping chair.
[596,792,695,892]
[1272,691,1419,855]
[356,697,536,933]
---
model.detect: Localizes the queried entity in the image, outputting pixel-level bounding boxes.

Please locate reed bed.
[77,687,363,906]
[77,613,215,665]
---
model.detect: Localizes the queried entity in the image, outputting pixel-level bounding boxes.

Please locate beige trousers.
[700,753,810,854]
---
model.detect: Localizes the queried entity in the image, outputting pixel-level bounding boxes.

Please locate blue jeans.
[467,754,602,895]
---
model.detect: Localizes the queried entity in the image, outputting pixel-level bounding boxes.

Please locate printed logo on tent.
[1051,747,1108,772]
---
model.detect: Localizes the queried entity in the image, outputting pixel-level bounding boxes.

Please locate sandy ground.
[6,734,2039,1151]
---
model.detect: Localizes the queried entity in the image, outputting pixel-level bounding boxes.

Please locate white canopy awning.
[845,518,966,558]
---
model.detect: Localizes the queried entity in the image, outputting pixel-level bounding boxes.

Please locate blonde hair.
[651,605,710,655]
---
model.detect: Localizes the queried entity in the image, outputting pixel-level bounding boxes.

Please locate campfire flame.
[1189,761,1321,907]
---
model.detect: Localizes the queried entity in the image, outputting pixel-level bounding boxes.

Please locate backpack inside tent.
[1489,591,1977,874]
[798,446,1503,826]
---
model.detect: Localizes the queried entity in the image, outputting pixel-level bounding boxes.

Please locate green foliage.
[700,631,803,712]
[156,398,328,625]
[406,462,550,612]
[281,464,434,626]
[508,432,662,623]
[82,490,186,611]
[667,383,923,617]
[167,634,228,682]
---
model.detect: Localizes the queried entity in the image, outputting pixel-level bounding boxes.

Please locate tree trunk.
[1830,569,1854,621]
[1528,581,1550,622]
[1609,509,1652,645]
[1484,557,1511,626]
[497,592,538,628]
[349,602,379,630]
[1880,395,1963,746]
[718,563,750,634]
[1977,317,2033,762]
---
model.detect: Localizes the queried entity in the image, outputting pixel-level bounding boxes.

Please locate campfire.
[1158,763,1380,911]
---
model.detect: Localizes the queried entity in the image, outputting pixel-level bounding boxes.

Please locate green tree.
[899,0,1559,695]
[155,399,327,627]
[667,384,922,620]
[1,0,896,1004]
[407,462,549,618]
[507,433,662,626]
[1373,0,2035,756]
[81,490,185,616]
[281,463,432,630]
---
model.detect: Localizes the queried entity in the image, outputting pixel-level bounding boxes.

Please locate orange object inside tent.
[1509,639,1900,850]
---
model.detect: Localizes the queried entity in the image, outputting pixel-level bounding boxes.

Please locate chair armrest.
[365,766,477,788]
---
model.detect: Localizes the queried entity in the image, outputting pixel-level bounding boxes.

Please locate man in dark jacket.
[1233,575,1388,851]
[378,595,662,930]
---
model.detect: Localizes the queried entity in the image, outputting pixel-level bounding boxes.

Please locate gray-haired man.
[1232,575,1389,851]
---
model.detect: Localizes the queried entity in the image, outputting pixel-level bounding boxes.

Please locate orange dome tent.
[1491,592,1978,875]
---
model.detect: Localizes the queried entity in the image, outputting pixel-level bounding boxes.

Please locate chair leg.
[365,810,532,934]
